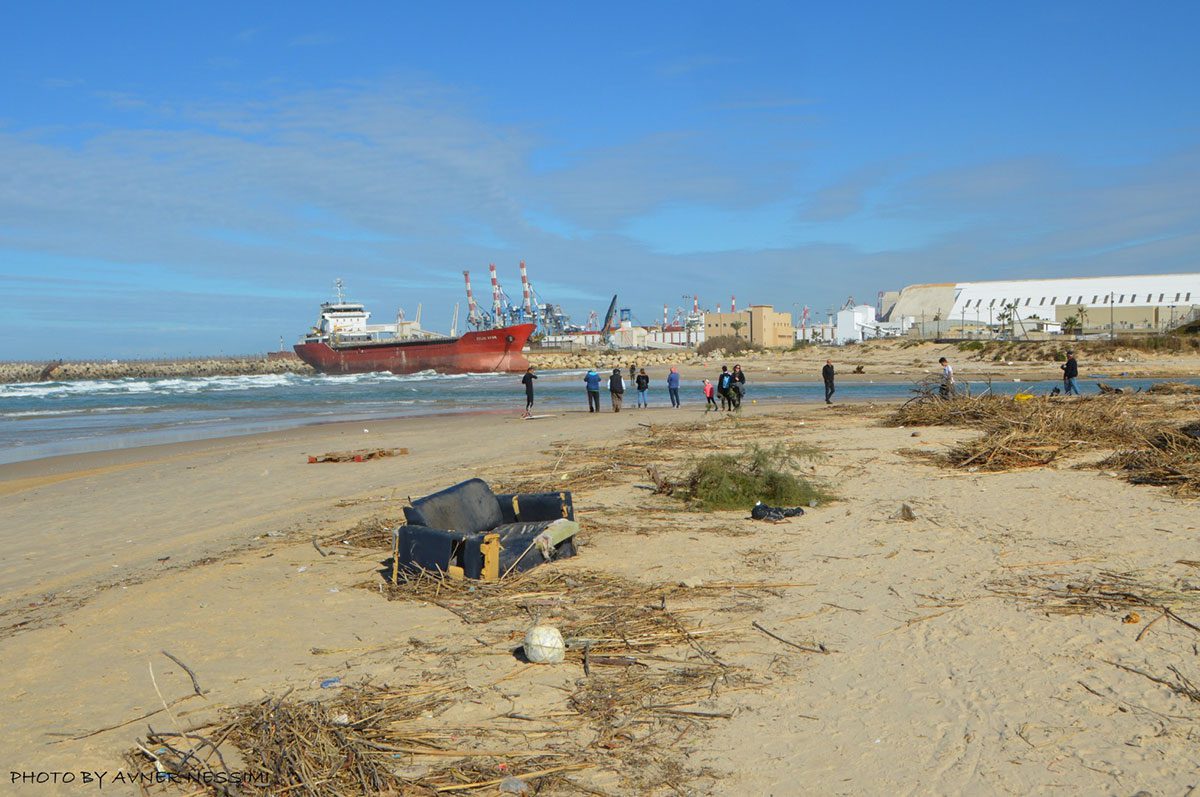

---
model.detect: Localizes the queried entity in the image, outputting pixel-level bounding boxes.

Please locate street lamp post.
[1109,292,1115,340]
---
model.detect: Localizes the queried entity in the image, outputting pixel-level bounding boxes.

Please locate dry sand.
[1,397,1198,794]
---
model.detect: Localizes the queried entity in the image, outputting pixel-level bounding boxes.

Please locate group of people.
[519,363,748,416]
[519,349,1085,417]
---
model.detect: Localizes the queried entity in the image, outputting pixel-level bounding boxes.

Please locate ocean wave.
[1,404,151,419]
[0,373,308,399]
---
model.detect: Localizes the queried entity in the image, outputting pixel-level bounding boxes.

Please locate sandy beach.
[2,387,1198,794]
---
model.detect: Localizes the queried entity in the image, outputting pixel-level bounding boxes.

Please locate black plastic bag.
[751,502,805,521]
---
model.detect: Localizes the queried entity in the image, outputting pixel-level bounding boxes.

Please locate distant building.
[883,273,1200,335]
[704,305,794,347]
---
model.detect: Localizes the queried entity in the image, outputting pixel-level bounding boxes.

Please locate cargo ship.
[293,282,534,375]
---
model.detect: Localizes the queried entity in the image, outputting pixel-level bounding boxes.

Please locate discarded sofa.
[390,478,578,581]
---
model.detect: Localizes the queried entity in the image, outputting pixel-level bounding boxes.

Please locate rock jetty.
[0,355,315,384]
[2,348,723,384]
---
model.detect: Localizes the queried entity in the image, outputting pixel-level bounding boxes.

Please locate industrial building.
[882,273,1200,335]
[704,305,794,348]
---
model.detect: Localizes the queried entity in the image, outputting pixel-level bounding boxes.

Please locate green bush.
[679,443,831,510]
[697,335,762,356]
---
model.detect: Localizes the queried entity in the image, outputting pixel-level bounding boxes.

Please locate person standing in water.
[518,367,537,417]
[584,369,602,413]
[731,364,746,409]
[938,357,954,399]
[822,359,836,404]
[717,366,733,411]
[609,367,625,412]
[635,368,650,408]
[1061,350,1080,395]
[667,367,681,408]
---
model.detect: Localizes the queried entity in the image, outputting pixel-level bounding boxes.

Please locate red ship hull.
[294,324,535,375]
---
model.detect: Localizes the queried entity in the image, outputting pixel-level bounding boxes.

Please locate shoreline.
[4,371,1198,467]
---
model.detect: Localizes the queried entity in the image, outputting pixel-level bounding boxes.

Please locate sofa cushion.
[405,478,503,534]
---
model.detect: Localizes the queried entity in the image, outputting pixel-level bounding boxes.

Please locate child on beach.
[703,379,718,411]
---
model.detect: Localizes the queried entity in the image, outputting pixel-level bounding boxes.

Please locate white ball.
[523,624,565,664]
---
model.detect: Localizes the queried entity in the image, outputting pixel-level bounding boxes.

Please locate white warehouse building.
[881,273,1200,334]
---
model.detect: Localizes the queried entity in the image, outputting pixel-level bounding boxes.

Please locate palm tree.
[729,320,746,339]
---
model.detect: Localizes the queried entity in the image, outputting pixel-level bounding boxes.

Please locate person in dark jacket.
[731,364,746,409]
[584,369,602,412]
[667,367,681,408]
[635,368,650,408]
[822,359,836,404]
[521,367,537,417]
[716,366,733,411]
[1061,351,1080,395]
[609,368,625,412]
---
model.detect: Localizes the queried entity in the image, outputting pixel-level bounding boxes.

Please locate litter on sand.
[307,448,409,464]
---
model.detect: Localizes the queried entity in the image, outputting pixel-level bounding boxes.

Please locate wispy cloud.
[288,32,340,48]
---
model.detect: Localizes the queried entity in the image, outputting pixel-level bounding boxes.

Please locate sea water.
[1,371,1196,465]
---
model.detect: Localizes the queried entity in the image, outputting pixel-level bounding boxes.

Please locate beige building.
[704,305,794,347]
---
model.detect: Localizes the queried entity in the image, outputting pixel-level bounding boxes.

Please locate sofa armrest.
[392,524,483,578]
[496,491,574,523]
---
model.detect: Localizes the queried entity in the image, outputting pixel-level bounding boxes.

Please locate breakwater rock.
[0,356,315,384]
[527,349,702,371]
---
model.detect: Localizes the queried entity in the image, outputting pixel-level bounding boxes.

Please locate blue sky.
[2,1,1199,358]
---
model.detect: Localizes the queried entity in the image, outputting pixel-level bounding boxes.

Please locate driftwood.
[307,447,408,464]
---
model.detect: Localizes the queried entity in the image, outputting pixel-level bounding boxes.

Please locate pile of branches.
[988,569,1200,632]
[1146,381,1200,395]
[1099,422,1200,495]
[127,679,584,796]
[128,567,788,795]
[890,393,1200,492]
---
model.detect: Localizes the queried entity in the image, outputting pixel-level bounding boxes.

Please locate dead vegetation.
[889,391,1200,494]
[131,566,812,795]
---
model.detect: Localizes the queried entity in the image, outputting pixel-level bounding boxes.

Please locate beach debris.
[523,624,566,664]
[1147,382,1200,395]
[160,650,205,697]
[750,502,805,521]
[988,570,1200,636]
[500,776,533,795]
[307,447,408,464]
[896,503,917,521]
[391,479,578,581]
[852,365,865,374]
[319,677,342,689]
[126,565,795,794]
[889,392,1200,494]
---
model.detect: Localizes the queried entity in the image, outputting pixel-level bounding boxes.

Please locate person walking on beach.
[521,366,537,417]
[822,359,836,404]
[717,366,733,411]
[1061,350,1080,395]
[628,362,636,382]
[667,367,681,408]
[609,367,625,412]
[703,379,718,412]
[635,368,650,408]
[731,364,746,409]
[584,369,602,413]
[938,357,954,399]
